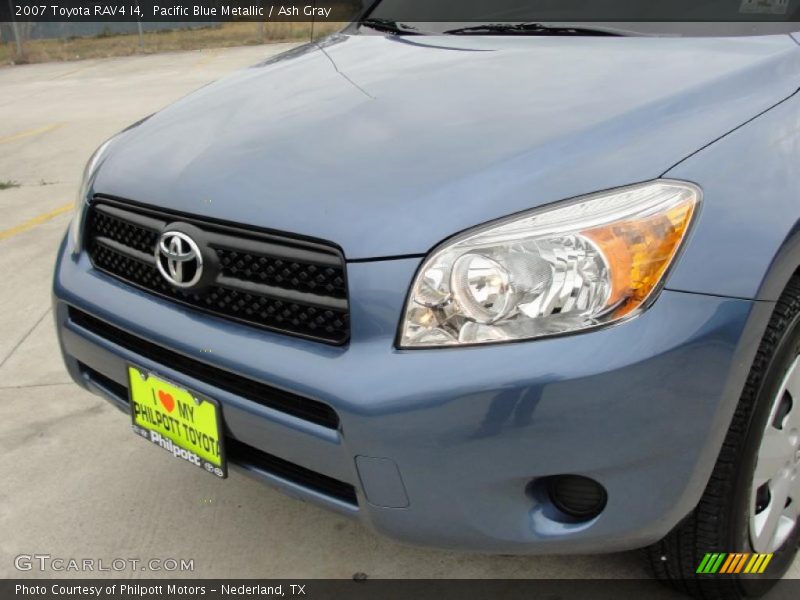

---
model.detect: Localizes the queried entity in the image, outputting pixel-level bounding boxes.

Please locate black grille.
[216,248,347,299]
[85,198,349,344]
[69,307,340,430]
[91,208,159,254]
[77,363,356,505]
[225,438,358,505]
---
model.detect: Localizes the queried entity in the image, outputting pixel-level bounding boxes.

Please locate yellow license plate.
[128,366,226,478]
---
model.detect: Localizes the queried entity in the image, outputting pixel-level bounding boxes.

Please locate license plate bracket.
[128,365,227,478]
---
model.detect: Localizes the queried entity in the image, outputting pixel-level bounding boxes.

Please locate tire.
[646,275,800,599]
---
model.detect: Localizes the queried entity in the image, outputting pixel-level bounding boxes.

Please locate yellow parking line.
[0,123,63,145]
[0,202,73,241]
[54,66,89,79]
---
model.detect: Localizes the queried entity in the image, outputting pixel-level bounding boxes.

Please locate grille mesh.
[85,199,349,344]
[91,209,158,254]
[216,248,347,299]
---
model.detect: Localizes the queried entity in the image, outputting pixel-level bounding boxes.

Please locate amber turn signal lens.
[585,199,696,318]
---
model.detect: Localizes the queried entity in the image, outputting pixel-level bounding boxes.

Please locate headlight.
[399,180,700,348]
[68,137,115,254]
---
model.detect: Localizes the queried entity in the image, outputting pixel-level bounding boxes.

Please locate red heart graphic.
[158,390,175,413]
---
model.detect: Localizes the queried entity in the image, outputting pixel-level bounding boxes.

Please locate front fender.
[664,89,800,302]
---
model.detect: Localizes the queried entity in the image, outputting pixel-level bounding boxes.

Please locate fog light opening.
[535,475,607,522]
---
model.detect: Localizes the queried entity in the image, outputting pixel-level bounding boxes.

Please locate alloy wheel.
[750,355,800,553]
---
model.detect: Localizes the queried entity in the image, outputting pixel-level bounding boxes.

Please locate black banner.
[5,579,800,600]
[2,0,800,23]
[0,2,363,22]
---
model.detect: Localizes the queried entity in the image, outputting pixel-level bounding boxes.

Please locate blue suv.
[54,5,800,597]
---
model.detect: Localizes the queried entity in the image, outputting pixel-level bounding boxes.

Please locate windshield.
[360,0,800,36]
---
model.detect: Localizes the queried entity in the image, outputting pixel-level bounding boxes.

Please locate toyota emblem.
[155,230,203,288]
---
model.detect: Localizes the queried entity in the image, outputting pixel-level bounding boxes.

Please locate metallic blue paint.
[54,32,800,553]
[665,91,800,301]
[93,34,800,260]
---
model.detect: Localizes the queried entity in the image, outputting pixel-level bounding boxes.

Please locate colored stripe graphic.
[696,554,713,573]
[725,553,739,574]
[744,554,760,574]
[719,554,736,574]
[700,553,722,573]
[720,553,738,574]
[734,553,749,574]
[697,553,715,573]
[712,553,727,573]
[703,553,724,574]
[758,554,773,574]
[697,553,773,574]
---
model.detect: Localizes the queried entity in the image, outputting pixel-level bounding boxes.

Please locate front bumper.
[53,236,771,554]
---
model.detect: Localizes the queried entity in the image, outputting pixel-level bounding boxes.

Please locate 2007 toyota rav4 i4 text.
[53,2,800,597]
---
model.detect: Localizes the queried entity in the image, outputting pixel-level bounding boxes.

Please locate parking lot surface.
[0,45,796,589]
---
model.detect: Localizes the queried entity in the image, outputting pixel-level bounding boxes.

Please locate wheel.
[647,275,800,599]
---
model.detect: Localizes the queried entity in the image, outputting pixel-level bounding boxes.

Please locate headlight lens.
[68,137,115,253]
[399,180,700,348]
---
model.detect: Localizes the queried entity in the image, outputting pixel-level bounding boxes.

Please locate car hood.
[95,34,800,259]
